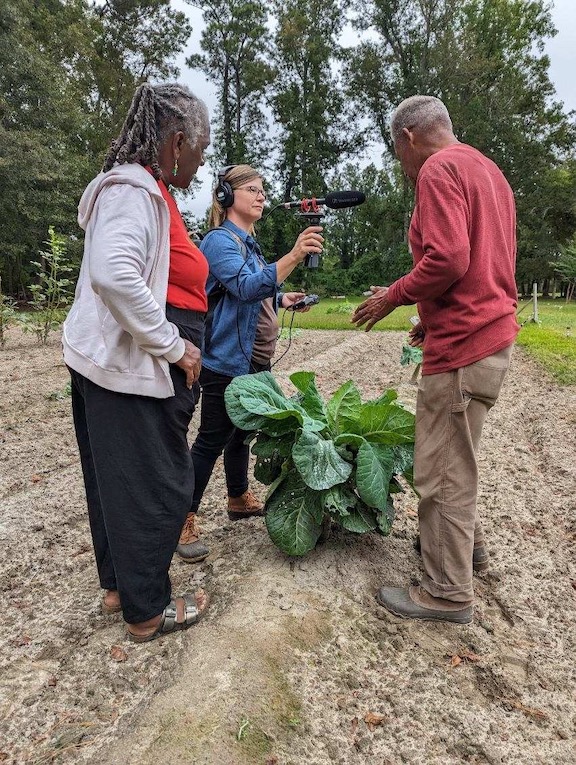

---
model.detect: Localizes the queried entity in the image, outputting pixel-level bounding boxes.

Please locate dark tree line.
[1,0,575,298]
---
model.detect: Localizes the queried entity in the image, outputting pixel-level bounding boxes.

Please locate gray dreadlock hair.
[102,83,209,179]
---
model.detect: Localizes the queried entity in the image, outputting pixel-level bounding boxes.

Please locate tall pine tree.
[186,0,275,169]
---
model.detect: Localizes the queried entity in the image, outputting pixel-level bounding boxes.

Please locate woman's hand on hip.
[175,339,202,388]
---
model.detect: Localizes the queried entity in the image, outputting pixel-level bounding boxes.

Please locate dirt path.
[0,329,575,765]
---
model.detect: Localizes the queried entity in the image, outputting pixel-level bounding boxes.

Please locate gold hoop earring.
[172,160,179,176]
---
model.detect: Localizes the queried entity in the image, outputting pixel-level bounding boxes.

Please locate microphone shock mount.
[296,198,324,269]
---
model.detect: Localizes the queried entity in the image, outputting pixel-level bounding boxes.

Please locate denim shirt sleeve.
[200,229,278,304]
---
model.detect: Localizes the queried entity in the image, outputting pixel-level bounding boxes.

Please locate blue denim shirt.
[200,220,282,377]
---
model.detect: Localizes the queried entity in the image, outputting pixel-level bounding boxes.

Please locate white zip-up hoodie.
[63,163,185,398]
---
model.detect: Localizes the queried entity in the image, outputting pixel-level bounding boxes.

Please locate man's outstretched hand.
[408,321,425,347]
[352,286,396,331]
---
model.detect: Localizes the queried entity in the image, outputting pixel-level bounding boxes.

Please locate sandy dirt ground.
[0,327,575,765]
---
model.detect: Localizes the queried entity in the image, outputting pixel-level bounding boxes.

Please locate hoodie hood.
[78,163,164,231]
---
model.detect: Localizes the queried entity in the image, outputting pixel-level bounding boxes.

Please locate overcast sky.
[171,0,576,215]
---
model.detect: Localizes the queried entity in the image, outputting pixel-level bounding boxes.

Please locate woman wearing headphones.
[177,164,323,563]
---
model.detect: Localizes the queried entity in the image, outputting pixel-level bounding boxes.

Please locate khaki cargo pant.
[415,345,513,604]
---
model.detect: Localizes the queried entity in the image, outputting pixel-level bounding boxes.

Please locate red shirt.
[387,144,519,374]
[157,179,208,312]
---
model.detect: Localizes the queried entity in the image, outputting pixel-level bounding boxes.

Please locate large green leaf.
[376,496,396,535]
[239,391,305,422]
[225,372,324,436]
[391,444,414,475]
[403,465,415,492]
[251,433,294,459]
[339,501,378,533]
[224,391,268,432]
[356,441,397,511]
[370,389,398,406]
[289,371,327,424]
[326,381,362,435]
[254,450,286,484]
[224,374,272,431]
[321,484,357,517]
[265,459,292,502]
[292,430,352,490]
[334,432,366,450]
[265,470,324,556]
[353,402,415,444]
[289,370,316,393]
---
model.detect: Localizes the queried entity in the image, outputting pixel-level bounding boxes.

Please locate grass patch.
[516,324,576,385]
[280,296,416,331]
[516,299,576,385]
[516,297,576,331]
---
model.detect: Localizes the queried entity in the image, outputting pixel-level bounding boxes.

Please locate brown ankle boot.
[176,513,209,563]
[227,490,265,521]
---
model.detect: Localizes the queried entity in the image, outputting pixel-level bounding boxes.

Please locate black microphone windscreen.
[324,190,366,209]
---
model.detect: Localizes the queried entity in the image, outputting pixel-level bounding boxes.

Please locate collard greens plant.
[225,371,415,556]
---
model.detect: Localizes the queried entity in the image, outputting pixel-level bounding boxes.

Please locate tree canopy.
[1,0,575,298]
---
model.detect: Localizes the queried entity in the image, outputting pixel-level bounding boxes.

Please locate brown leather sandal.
[127,590,209,643]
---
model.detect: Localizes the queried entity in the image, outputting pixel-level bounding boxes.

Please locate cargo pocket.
[461,358,509,408]
[451,367,471,412]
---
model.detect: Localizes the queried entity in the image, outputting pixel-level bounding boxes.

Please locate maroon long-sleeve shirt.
[387,143,519,374]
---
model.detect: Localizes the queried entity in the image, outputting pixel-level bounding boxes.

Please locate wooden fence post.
[532,282,539,323]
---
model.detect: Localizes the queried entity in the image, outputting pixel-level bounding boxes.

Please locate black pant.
[190,361,270,513]
[70,307,203,624]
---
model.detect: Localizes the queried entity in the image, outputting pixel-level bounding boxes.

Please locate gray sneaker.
[376,586,473,624]
[414,535,489,573]
[176,513,209,563]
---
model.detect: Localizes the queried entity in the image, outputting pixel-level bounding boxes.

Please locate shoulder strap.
[204,227,249,306]
[214,226,248,260]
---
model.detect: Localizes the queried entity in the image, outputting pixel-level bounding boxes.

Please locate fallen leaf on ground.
[364,712,386,730]
[110,645,128,662]
[503,699,548,720]
[447,650,482,667]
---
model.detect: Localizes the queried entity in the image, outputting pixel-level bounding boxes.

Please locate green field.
[283,296,576,385]
[281,297,416,331]
[515,298,576,385]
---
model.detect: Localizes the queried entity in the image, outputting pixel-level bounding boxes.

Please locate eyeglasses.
[237,185,267,199]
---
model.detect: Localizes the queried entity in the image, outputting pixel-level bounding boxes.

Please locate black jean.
[190,361,270,513]
[70,306,203,624]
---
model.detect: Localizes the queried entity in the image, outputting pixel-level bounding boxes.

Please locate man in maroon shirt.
[353,95,519,624]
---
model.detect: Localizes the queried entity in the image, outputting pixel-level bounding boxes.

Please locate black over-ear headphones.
[215,164,237,209]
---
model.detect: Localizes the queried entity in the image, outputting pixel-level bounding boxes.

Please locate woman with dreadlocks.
[63,83,211,642]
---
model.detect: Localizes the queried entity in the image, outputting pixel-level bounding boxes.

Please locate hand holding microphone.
[288,226,324,265]
[283,190,365,268]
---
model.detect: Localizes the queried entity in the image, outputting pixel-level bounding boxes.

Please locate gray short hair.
[390,96,452,145]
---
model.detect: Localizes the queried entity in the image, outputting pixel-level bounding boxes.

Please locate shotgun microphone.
[282,190,366,210]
